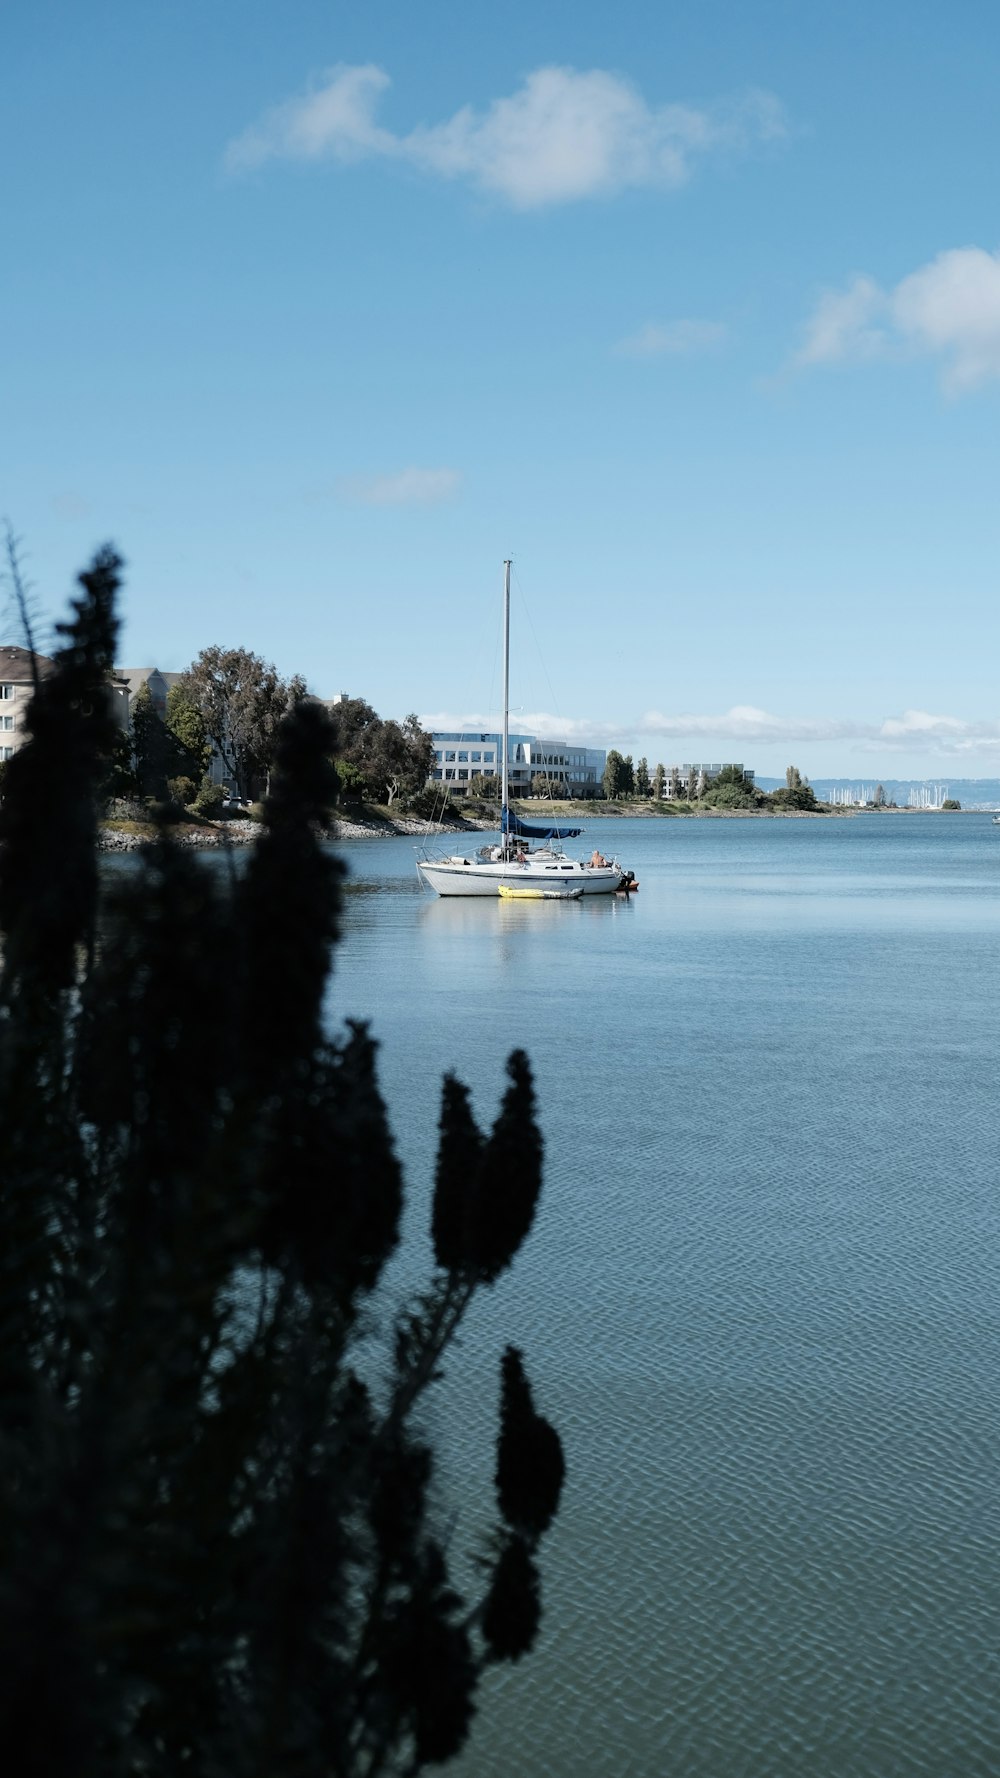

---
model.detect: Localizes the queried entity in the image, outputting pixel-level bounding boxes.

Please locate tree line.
[599,754,820,811]
[114,649,434,815]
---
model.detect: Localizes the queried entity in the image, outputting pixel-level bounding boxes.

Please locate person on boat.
[591,848,607,868]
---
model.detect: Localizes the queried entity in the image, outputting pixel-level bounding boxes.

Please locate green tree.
[131,678,168,799]
[700,765,762,812]
[602,749,626,799]
[635,757,650,798]
[180,646,307,800]
[165,680,212,782]
[335,758,368,802]
[400,711,435,796]
[621,754,635,797]
[669,766,682,802]
[652,763,665,801]
[0,548,565,1777]
[101,726,136,801]
[469,772,501,798]
[530,773,566,799]
[368,714,434,806]
[942,798,961,810]
[331,701,433,807]
[330,695,381,757]
[769,765,818,811]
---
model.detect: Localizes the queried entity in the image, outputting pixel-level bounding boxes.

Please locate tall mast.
[501,559,511,837]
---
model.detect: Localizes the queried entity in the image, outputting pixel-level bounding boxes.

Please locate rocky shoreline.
[97,814,494,852]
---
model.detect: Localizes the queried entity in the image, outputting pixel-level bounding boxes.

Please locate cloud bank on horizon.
[796,247,1000,393]
[420,705,1000,757]
[224,63,786,208]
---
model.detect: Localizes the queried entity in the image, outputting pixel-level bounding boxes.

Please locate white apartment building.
[0,646,129,762]
[0,647,55,759]
[660,763,755,798]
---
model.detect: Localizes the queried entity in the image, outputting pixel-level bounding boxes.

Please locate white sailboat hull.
[417,856,624,897]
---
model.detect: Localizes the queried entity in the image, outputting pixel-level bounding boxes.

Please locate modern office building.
[429,731,606,796]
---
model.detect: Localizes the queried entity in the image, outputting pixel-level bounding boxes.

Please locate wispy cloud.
[635,705,1000,749]
[422,710,621,742]
[615,318,728,358]
[337,467,460,507]
[225,64,786,208]
[795,247,1000,392]
[423,704,1000,756]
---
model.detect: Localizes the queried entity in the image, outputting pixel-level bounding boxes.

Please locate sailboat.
[416,562,628,898]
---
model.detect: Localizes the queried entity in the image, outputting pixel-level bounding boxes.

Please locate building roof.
[115,667,185,696]
[0,645,56,682]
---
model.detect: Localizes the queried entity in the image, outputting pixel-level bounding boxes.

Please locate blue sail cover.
[502,805,582,840]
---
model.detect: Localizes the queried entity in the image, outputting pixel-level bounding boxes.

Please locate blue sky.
[6,0,1000,776]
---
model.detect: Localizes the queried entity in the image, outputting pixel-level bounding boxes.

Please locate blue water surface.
[338,815,1000,1775]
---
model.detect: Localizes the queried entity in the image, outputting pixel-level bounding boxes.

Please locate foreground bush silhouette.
[0,548,564,1777]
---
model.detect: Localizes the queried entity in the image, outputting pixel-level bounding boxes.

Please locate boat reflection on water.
[418,888,636,936]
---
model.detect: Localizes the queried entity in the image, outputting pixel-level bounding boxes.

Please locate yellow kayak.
[498,884,583,901]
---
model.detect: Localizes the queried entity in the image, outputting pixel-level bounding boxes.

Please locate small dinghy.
[498,884,583,901]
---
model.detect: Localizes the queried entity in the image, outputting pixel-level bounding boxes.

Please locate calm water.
[327,813,1000,1778]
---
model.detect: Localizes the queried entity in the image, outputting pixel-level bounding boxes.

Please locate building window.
[471,751,481,763]
[445,751,456,762]
[0,746,12,760]
[458,751,468,763]
[431,770,442,780]
[445,769,455,780]
[0,686,13,701]
[0,716,13,732]
[458,768,469,780]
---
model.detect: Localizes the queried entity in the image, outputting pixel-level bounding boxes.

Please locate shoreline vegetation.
[98,798,977,851]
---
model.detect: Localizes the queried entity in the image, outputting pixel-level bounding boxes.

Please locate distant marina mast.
[826,783,949,809]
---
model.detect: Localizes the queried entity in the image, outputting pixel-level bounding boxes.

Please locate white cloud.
[225,64,786,207]
[421,709,616,741]
[794,275,888,367]
[638,705,864,743]
[893,249,1000,391]
[422,703,1000,756]
[225,65,395,171]
[795,247,1000,391]
[337,466,460,506]
[616,318,728,357]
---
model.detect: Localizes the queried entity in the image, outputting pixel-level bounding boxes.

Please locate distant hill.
[756,777,1000,809]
